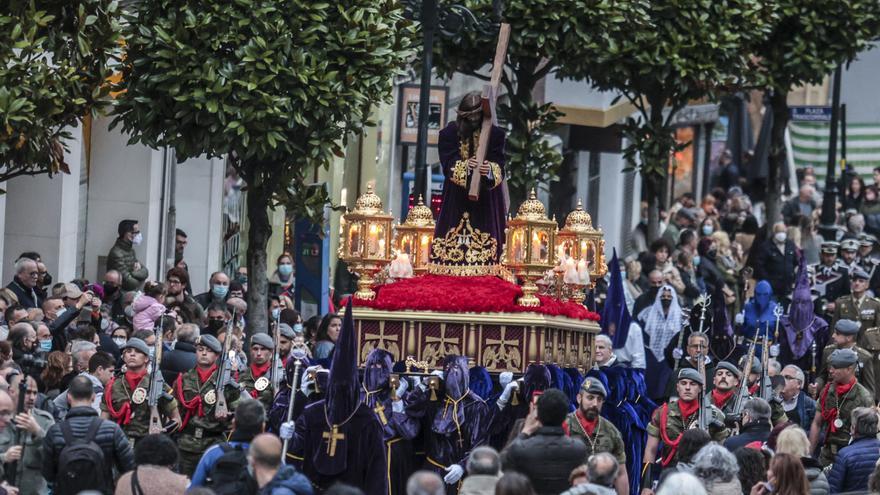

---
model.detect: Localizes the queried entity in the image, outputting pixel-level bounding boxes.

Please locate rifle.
[5,375,27,485]
[760,321,773,402]
[672,306,694,376]
[731,337,757,420]
[148,317,166,435]
[214,309,236,419]
[281,348,308,463]
[697,341,712,430]
[270,315,282,396]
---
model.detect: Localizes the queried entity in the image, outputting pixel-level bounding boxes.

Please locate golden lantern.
[338,184,394,300]
[556,198,607,300]
[393,195,435,275]
[504,189,557,307]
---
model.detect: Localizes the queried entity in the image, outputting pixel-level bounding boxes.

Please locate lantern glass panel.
[561,239,575,259]
[368,222,387,257]
[585,240,596,267]
[400,233,414,256]
[348,223,361,257]
[536,230,551,264]
[511,229,525,263]
[419,233,432,263]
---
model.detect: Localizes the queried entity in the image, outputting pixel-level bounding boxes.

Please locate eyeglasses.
[782,375,800,381]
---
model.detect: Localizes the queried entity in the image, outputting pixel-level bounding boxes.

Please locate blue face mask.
[702,225,713,236]
[271,308,281,320]
[693,255,701,267]
[39,339,52,352]
[212,284,229,299]
[278,264,293,277]
[293,323,304,333]
[56,307,67,319]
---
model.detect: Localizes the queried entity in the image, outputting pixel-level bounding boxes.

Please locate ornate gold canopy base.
[350,307,599,373]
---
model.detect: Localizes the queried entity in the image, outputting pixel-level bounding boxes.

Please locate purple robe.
[432,122,507,266]
[292,401,387,494]
[362,389,420,495]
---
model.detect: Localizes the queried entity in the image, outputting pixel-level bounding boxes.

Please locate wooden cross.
[323,425,345,457]
[373,402,388,425]
[467,23,511,202]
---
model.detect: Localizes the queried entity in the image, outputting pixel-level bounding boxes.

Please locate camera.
[19,352,47,376]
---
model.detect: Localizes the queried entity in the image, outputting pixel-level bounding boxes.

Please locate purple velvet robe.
[432,122,507,265]
[362,390,420,495]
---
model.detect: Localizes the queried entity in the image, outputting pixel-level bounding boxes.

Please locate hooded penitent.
[363,348,393,393]
[602,249,632,349]
[744,280,779,342]
[522,363,551,403]
[781,257,829,361]
[638,285,682,362]
[433,355,470,436]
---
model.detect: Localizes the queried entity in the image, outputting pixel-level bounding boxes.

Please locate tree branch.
[532,58,554,80]
[0,167,51,185]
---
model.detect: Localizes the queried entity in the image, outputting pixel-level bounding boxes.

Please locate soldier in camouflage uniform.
[564,378,628,495]
[809,348,874,467]
[240,333,277,411]
[642,369,728,490]
[175,334,241,475]
[813,319,875,400]
[101,338,180,446]
[831,267,880,401]
[0,373,55,494]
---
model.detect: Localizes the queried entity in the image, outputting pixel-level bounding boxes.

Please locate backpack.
[55,417,108,495]
[206,443,258,495]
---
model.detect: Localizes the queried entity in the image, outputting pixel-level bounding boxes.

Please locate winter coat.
[42,406,135,486]
[258,465,313,495]
[501,426,588,495]
[107,238,148,291]
[723,420,771,452]
[827,436,880,493]
[115,465,189,495]
[161,340,197,385]
[460,474,500,495]
[132,294,166,331]
[53,372,104,420]
[752,239,798,299]
[6,276,43,309]
[802,457,829,495]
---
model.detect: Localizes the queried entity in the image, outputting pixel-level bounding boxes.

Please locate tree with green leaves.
[0,0,121,189]
[754,0,880,225]
[558,0,777,242]
[113,0,414,332]
[431,0,636,207]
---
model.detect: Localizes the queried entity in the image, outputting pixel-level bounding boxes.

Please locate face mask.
[693,255,701,267]
[702,225,713,236]
[208,319,225,332]
[113,337,127,347]
[132,233,143,246]
[56,307,67,319]
[124,306,135,320]
[278,264,293,277]
[237,275,248,285]
[100,318,110,331]
[103,283,118,299]
[774,232,787,243]
[707,249,717,259]
[39,339,52,352]
[271,308,281,320]
[661,299,673,309]
[212,284,229,299]
[293,323,304,333]
[42,273,53,287]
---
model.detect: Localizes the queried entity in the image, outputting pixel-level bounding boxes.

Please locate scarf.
[820,378,856,433]
[712,388,735,409]
[658,399,699,467]
[249,361,272,398]
[124,369,147,392]
[576,409,599,436]
[196,364,218,384]
[103,376,133,425]
[748,382,759,396]
[638,285,682,361]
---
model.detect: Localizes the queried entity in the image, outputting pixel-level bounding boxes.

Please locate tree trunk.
[645,170,663,242]
[643,103,669,243]
[243,163,271,336]
[505,65,536,209]
[765,90,789,228]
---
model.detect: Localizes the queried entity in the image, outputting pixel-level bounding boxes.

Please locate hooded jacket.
[258,465,313,495]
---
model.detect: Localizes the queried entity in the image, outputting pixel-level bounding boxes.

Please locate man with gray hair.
[723,397,772,452]
[560,453,619,495]
[692,443,741,493]
[6,256,42,308]
[407,470,445,495]
[71,340,98,373]
[461,446,501,495]
[779,364,816,431]
[827,407,880,493]
[593,335,617,368]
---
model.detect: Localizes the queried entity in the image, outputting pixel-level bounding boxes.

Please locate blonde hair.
[775,426,810,458]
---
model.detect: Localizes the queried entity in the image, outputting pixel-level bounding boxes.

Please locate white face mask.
[113,337,127,347]
[774,232,787,243]
[132,233,143,246]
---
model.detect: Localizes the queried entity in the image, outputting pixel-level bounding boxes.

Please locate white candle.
[577,259,590,285]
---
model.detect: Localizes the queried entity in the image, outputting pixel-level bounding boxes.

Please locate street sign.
[790,106,832,122]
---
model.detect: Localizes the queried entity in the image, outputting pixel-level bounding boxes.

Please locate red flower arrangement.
[350,275,600,321]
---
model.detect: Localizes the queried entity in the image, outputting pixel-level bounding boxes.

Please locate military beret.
[828,348,859,369]
[250,332,275,350]
[714,361,742,379]
[278,323,295,339]
[821,241,840,254]
[677,368,704,386]
[834,319,861,336]
[739,355,762,375]
[121,338,150,357]
[852,266,871,280]
[580,377,607,398]
[841,239,859,252]
[197,334,222,354]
